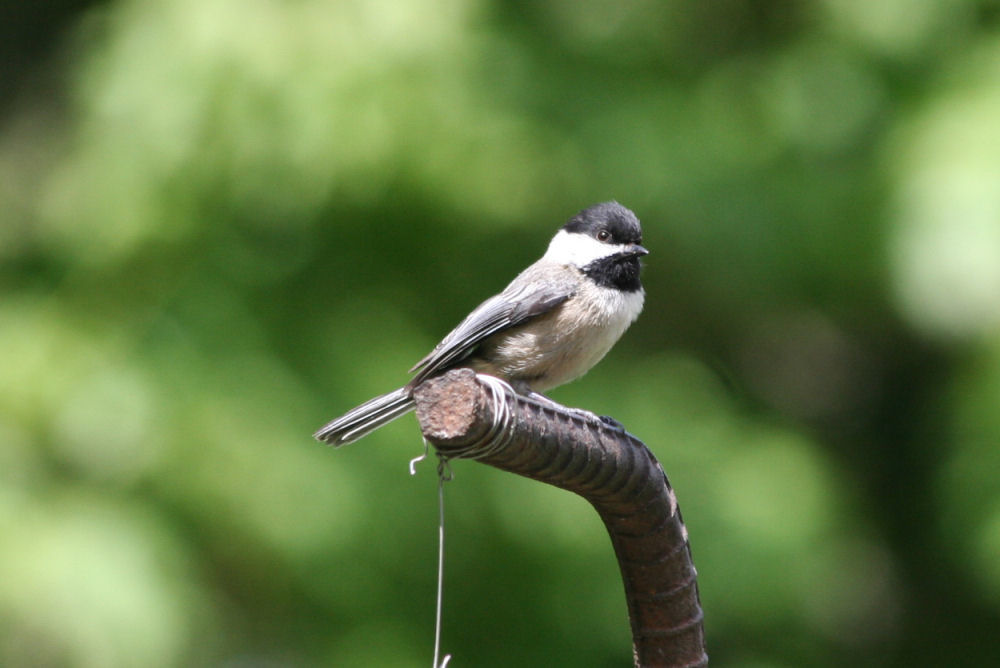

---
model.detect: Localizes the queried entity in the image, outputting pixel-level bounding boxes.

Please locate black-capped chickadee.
[314,201,647,446]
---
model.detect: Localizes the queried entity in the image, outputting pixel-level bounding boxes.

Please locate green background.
[4,1,1000,666]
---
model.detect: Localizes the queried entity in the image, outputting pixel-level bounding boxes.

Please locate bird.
[314,201,647,446]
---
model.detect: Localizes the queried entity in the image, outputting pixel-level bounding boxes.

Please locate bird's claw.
[598,415,626,431]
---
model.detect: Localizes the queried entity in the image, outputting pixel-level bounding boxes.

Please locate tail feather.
[314,387,415,447]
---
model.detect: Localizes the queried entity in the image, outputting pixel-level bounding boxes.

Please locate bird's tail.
[313,387,415,447]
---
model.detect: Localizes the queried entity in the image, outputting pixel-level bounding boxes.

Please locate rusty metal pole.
[412,368,708,668]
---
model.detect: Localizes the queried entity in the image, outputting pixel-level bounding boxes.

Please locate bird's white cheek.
[543,230,629,268]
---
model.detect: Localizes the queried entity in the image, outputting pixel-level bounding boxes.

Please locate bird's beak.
[627,244,649,257]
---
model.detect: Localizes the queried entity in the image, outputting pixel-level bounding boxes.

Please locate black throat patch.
[583,254,643,292]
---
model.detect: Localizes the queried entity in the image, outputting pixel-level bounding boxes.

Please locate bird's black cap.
[562,201,643,246]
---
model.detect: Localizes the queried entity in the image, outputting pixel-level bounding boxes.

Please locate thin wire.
[413,372,516,666]
[410,438,429,475]
[433,461,452,668]
[411,441,453,668]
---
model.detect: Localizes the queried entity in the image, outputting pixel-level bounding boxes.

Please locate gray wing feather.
[314,265,575,446]
[408,272,574,386]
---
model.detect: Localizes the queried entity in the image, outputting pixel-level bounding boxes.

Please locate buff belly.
[470,284,644,392]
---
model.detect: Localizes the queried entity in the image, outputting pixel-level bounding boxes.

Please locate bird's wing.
[407,271,574,386]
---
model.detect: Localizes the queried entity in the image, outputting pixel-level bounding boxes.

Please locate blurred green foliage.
[3,1,1000,666]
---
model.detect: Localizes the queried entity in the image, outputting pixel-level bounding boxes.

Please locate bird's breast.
[472,283,644,392]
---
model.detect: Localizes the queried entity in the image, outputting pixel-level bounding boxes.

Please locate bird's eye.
[596,230,611,242]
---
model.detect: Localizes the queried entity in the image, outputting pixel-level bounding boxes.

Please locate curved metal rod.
[412,368,708,668]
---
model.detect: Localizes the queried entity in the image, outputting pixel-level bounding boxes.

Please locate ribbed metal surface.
[413,369,708,668]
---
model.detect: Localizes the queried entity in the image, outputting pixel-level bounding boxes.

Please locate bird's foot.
[597,414,626,431]
[523,391,623,430]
